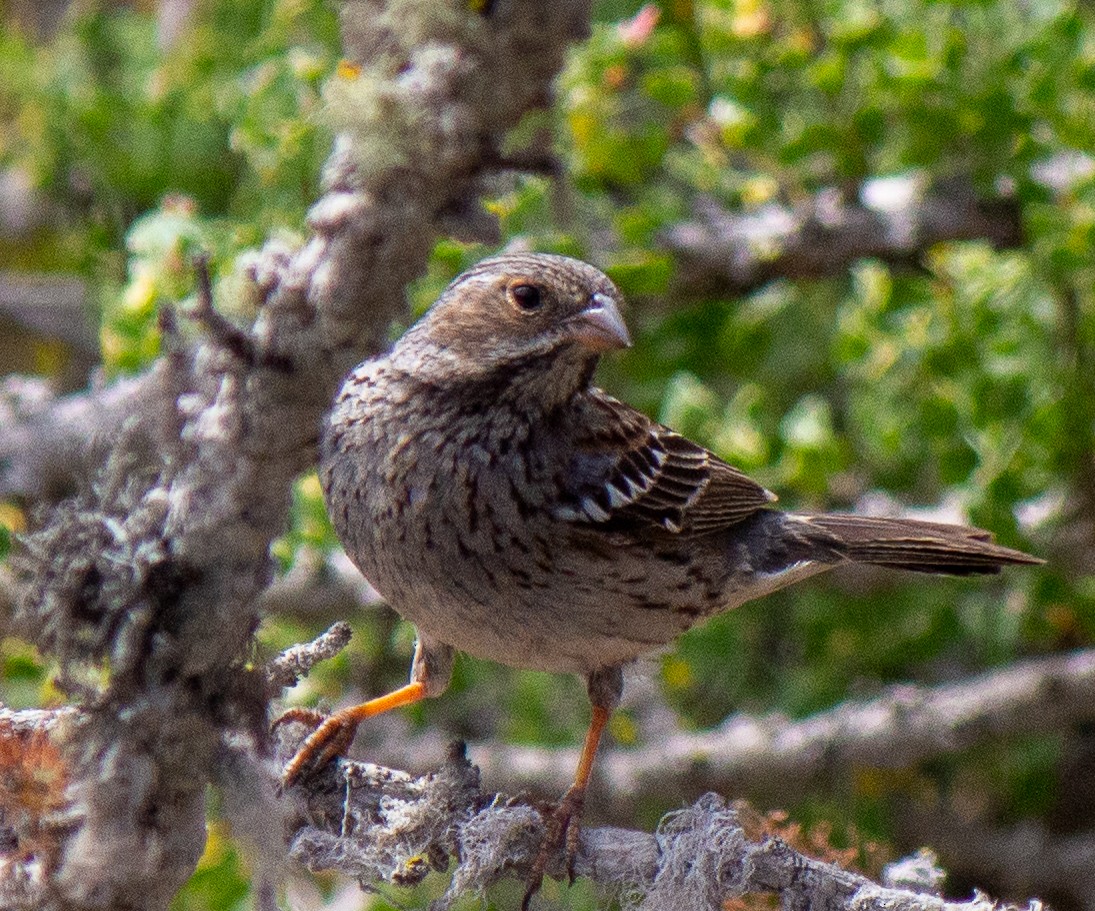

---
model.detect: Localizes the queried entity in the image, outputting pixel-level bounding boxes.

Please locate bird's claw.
[274,708,358,789]
[522,785,586,910]
[271,707,327,733]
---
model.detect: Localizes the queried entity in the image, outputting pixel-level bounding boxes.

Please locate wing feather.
[555,390,775,535]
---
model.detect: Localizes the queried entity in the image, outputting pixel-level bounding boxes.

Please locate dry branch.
[266,622,354,693]
[664,178,1023,298]
[466,649,1095,812]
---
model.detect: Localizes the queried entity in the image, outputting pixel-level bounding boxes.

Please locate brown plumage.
[281,252,1041,902]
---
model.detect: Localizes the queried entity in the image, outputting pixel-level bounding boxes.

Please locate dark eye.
[510,284,542,312]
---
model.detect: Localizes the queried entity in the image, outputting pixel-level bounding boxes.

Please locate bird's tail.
[792,513,1043,576]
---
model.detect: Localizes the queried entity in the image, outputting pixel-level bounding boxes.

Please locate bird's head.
[392,253,631,407]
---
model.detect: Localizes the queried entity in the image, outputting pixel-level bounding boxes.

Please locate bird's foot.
[276,682,431,789]
[522,784,586,910]
[274,707,359,789]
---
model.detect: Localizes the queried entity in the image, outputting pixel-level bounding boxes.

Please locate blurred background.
[0,0,1090,908]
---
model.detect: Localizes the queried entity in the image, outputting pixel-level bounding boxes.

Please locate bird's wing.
[554,390,776,535]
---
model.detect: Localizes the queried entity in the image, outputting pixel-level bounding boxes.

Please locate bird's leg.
[277,637,454,788]
[523,665,623,909]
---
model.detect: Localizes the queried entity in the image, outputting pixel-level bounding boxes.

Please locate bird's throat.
[490,348,598,414]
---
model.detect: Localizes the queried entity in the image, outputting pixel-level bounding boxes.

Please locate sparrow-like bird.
[281,252,1041,900]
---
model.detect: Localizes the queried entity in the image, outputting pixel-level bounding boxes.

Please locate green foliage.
[0,0,337,276]
[272,473,341,572]
[168,821,251,911]
[0,640,52,711]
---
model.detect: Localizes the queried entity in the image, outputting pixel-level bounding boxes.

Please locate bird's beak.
[565,292,632,352]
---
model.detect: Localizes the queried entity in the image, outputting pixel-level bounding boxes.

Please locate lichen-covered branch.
[266,632,1064,909]
[273,724,1038,911]
[0,372,166,503]
[3,2,592,908]
[266,622,354,693]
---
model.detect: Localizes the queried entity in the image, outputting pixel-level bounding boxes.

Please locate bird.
[279,252,1042,903]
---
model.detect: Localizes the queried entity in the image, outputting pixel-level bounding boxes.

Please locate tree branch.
[663,177,1023,298]
[0,371,171,502]
[4,3,593,908]
[266,635,1083,906]
[0,273,94,356]
[274,726,1040,911]
[466,649,1095,812]
[266,621,354,693]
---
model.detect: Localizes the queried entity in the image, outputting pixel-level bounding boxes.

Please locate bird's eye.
[510,284,543,312]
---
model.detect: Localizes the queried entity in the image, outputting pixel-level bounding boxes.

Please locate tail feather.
[794,513,1043,576]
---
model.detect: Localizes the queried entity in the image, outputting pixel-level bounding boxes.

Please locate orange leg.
[523,667,622,909]
[561,704,611,861]
[277,636,453,788]
[278,680,427,788]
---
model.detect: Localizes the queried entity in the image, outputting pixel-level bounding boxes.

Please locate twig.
[188,253,291,371]
[266,621,354,693]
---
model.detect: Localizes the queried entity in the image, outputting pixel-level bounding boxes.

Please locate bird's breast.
[323,393,547,592]
[320,385,734,673]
